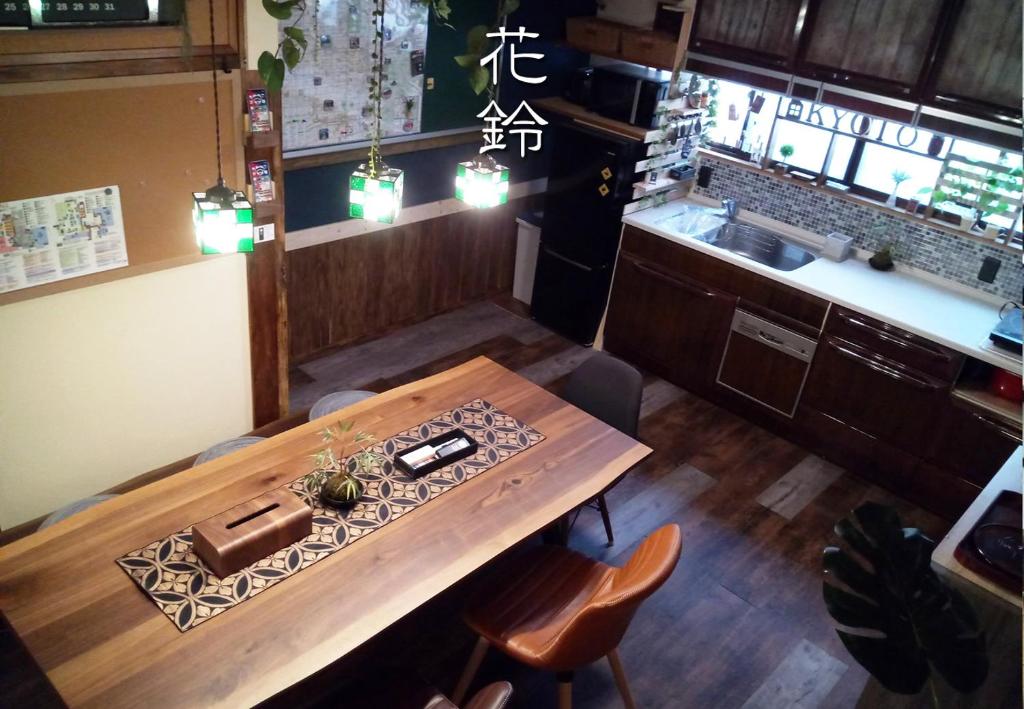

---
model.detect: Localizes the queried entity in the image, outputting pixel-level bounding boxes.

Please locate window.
[853,144,943,201]
[703,78,779,158]
[770,120,832,175]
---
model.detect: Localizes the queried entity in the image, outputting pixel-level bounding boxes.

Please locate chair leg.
[557,671,574,709]
[597,494,614,546]
[453,636,489,704]
[607,649,636,709]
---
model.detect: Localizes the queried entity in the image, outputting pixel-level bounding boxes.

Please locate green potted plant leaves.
[305,421,383,510]
[777,144,794,174]
[823,502,988,707]
[887,169,911,208]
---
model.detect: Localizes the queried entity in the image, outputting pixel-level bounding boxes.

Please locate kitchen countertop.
[932,447,1022,609]
[622,198,1019,372]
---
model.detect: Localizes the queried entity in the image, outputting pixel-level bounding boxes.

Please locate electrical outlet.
[978,256,1000,283]
[255,223,276,244]
[697,165,713,188]
[426,77,435,90]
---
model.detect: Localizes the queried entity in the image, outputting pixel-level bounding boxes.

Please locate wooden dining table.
[0,356,651,708]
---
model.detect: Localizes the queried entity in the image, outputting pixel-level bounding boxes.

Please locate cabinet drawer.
[605,253,735,389]
[825,306,963,381]
[929,401,1022,486]
[913,461,982,520]
[620,29,677,69]
[803,335,950,458]
[566,17,622,56]
[800,406,917,494]
[620,225,829,331]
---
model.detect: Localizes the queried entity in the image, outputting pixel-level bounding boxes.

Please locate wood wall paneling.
[287,202,526,363]
[243,70,289,426]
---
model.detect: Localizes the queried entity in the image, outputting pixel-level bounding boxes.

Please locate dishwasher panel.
[717,310,818,417]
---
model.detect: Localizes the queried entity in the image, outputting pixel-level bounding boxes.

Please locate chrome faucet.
[721,198,739,222]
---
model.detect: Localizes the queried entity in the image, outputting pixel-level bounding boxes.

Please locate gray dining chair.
[562,352,643,545]
[309,390,377,421]
[193,436,266,467]
[40,494,118,530]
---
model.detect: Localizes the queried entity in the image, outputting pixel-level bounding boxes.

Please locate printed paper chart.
[281,0,428,152]
[0,186,128,294]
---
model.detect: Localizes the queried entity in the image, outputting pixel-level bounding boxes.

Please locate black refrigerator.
[531,122,644,345]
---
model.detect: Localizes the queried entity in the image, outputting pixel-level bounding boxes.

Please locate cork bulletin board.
[0,71,244,305]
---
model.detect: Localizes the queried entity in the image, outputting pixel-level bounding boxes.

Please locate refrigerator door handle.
[543,246,594,272]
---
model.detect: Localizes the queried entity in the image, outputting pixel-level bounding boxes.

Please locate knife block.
[192,489,312,578]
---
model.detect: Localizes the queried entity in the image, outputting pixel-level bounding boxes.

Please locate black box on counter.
[393,428,479,478]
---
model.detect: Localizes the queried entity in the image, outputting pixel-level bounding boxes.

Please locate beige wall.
[0,256,253,529]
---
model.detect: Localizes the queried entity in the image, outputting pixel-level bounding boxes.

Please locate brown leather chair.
[453,524,682,709]
[423,681,512,709]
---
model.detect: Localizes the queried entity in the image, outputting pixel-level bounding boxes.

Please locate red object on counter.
[989,367,1024,403]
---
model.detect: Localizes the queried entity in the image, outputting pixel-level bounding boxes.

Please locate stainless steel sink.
[698,223,817,271]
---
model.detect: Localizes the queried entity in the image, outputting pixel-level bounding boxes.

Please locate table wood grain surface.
[0,357,651,708]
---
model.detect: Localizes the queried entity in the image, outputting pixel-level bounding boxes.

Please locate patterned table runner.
[116,399,544,631]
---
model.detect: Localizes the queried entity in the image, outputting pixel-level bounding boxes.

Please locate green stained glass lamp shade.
[349,164,404,224]
[193,189,254,255]
[455,159,510,208]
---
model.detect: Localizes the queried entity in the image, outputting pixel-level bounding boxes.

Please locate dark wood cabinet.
[606,224,1011,519]
[604,252,736,390]
[687,0,1022,123]
[690,0,805,69]
[928,400,1022,486]
[797,0,945,97]
[923,0,1024,118]
[802,335,951,458]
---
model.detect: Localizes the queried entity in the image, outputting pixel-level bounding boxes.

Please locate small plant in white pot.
[776,144,795,174]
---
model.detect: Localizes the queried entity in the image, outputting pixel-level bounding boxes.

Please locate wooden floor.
[254,299,1017,707]
[277,296,1023,709]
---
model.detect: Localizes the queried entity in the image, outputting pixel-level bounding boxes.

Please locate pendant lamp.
[193,0,253,254]
[349,0,403,224]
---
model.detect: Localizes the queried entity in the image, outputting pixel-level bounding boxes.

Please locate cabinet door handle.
[827,339,944,391]
[835,311,952,362]
[632,259,718,298]
[545,247,593,272]
[970,412,1023,443]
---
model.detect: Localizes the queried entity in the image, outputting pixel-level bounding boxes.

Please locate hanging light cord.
[369,0,386,177]
[208,0,223,185]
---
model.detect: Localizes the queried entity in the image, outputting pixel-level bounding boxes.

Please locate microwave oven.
[566,64,672,129]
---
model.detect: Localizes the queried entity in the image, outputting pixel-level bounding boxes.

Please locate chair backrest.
[551,524,682,668]
[562,353,643,438]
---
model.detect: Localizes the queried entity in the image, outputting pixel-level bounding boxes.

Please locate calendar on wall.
[281,0,429,152]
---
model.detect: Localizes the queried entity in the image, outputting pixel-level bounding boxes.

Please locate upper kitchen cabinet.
[922,0,1024,120]
[796,0,946,97]
[690,0,806,69]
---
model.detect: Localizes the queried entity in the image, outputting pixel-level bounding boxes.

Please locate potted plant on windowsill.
[886,169,911,208]
[775,144,794,175]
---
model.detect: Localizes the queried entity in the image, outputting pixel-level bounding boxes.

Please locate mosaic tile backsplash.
[694,154,1024,303]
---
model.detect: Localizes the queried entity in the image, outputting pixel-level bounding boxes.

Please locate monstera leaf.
[823,502,988,697]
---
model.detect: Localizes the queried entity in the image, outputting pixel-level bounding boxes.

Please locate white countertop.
[932,447,1022,609]
[623,198,1020,371]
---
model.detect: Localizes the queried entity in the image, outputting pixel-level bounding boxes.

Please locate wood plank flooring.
[274,298,1016,708]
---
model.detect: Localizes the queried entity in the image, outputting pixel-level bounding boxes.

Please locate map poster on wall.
[282,0,429,152]
[0,186,129,294]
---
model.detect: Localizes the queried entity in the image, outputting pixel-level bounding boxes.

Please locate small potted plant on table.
[305,421,383,510]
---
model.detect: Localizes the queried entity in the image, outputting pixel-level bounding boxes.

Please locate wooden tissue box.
[192,489,312,578]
